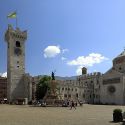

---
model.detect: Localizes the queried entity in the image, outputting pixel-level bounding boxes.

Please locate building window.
[91,81,93,83]
[62,88,64,90]
[65,88,67,91]
[64,94,67,98]
[76,93,78,98]
[90,95,91,98]
[68,88,70,91]
[75,89,77,92]
[119,67,122,70]
[72,88,73,91]
[68,94,71,98]
[83,94,85,98]
[16,41,21,47]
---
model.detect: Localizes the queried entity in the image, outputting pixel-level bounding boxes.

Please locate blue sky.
[0,0,125,77]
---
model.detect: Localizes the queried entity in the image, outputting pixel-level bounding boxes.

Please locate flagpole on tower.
[16,10,18,28]
[7,11,17,28]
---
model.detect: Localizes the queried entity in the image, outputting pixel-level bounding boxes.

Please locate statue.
[51,71,55,80]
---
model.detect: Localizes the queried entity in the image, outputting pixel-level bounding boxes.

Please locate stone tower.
[5,25,27,103]
[82,67,87,75]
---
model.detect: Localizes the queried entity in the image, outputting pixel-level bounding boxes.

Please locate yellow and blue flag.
[7,12,16,18]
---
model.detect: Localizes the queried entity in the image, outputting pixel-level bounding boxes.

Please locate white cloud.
[61,57,67,61]
[76,66,83,75]
[44,46,61,58]
[67,53,108,75]
[0,72,7,77]
[62,49,69,54]
[67,53,108,67]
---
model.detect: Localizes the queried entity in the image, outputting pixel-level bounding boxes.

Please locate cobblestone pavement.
[0,104,125,125]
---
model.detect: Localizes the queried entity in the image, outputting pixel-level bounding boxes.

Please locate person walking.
[70,100,76,110]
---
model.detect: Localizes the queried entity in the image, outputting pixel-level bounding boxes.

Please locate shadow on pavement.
[109,120,125,125]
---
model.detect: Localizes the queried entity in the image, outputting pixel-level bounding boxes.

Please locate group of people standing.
[63,99,83,109]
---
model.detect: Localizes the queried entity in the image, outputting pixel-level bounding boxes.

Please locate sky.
[0,0,125,77]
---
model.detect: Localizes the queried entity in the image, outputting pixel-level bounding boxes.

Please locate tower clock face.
[108,86,116,94]
[14,48,22,56]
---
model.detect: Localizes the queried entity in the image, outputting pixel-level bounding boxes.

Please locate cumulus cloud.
[0,72,7,77]
[76,66,83,75]
[67,53,108,67]
[44,46,61,58]
[67,53,108,75]
[61,57,67,61]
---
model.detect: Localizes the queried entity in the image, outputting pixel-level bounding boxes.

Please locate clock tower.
[5,25,27,103]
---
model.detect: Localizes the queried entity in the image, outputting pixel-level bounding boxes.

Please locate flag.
[7,12,16,18]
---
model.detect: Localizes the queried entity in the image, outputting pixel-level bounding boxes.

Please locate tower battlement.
[5,25,27,42]
[77,72,102,80]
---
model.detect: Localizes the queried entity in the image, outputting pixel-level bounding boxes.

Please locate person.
[70,100,76,110]
[78,100,83,106]
[75,101,77,107]
[51,71,55,80]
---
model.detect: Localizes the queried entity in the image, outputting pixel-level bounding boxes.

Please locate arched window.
[16,41,21,47]
[76,93,78,98]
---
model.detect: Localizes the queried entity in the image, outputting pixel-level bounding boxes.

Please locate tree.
[36,75,51,100]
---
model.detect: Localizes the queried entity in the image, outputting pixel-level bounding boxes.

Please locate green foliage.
[36,75,51,100]
[113,109,122,113]
[113,109,123,122]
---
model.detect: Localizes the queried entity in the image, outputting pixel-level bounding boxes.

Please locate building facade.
[3,29,125,105]
[100,50,125,105]
[56,79,84,101]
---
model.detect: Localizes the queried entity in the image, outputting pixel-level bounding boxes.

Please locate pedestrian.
[70,100,76,110]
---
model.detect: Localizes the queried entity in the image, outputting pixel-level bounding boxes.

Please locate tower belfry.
[5,25,27,103]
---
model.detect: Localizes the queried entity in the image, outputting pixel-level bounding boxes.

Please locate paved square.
[0,104,125,125]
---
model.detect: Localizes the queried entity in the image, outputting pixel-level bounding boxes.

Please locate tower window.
[17,66,19,68]
[119,67,122,70]
[16,41,21,47]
